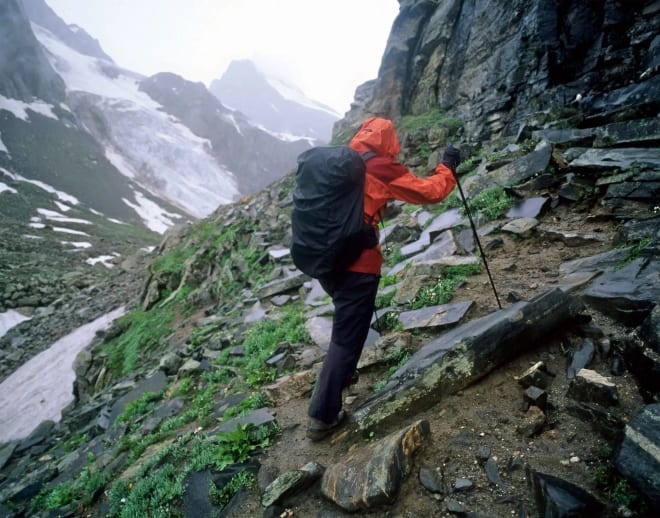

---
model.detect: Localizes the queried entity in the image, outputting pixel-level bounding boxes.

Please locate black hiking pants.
[308,271,380,424]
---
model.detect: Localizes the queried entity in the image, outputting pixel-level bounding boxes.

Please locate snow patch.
[53,227,89,236]
[0,307,125,441]
[0,131,9,156]
[22,235,43,240]
[266,77,340,118]
[0,182,17,194]
[54,201,71,212]
[29,223,46,229]
[108,218,126,225]
[0,168,80,205]
[0,94,58,121]
[122,191,182,234]
[0,310,31,340]
[37,208,92,225]
[86,254,118,268]
[60,241,92,248]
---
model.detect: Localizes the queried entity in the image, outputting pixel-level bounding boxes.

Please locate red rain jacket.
[347,117,457,274]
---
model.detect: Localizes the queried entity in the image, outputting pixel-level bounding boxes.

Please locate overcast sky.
[44,0,400,114]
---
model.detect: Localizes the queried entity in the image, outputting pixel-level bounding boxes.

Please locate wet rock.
[445,498,466,514]
[475,447,491,465]
[321,420,430,512]
[0,463,58,504]
[583,255,660,326]
[569,147,660,171]
[398,301,473,331]
[353,289,585,432]
[613,404,660,513]
[532,128,596,147]
[567,339,596,380]
[567,369,619,407]
[419,466,443,494]
[178,359,201,375]
[505,197,551,219]
[528,469,604,517]
[594,117,660,148]
[262,461,324,507]
[0,442,17,470]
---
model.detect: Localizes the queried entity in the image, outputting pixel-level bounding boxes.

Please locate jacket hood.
[349,117,400,159]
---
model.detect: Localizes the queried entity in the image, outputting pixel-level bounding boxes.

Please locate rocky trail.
[0,117,659,518]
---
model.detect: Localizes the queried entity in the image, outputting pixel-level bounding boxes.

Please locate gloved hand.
[442,144,461,173]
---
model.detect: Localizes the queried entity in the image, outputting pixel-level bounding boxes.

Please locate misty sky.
[44,0,400,114]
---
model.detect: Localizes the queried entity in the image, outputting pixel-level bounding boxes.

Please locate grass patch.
[102,305,176,379]
[374,348,412,392]
[468,187,513,221]
[398,108,462,134]
[410,264,482,310]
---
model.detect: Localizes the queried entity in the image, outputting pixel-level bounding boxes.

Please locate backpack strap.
[361,151,378,162]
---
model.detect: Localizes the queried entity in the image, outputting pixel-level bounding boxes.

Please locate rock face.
[0,0,65,102]
[336,0,660,142]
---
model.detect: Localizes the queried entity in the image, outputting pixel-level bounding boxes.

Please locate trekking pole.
[450,168,502,310]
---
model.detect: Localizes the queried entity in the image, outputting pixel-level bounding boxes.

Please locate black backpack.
[290,145,378,278]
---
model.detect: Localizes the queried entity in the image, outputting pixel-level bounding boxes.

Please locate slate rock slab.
[613,404,660,513]
[583,255,660,325]
[353,289,585,432]
[107,371,167,427]
[321,420,430,512]
[505,197,551,219]
[262,461,324,507]
[398,301,474,331]
[183,470,218,518]
[256,271,307,299]
[528,468,604,517]
[214,408,275,434]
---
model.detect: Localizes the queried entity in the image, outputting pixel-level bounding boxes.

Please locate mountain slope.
[210,59,340,142]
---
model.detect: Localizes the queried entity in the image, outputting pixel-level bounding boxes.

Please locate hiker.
[306,117,460,441]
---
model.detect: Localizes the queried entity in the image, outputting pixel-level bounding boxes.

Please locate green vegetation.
[411,264,481,309]
[467,187,513,221]
[210,471,257,507]
[116,391,164,424]
[398,108,462,134]
[103,305,176,378]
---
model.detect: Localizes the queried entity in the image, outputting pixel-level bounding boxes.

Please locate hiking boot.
[306,410,347,441]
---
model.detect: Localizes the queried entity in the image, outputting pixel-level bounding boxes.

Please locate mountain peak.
[209,59,339,142]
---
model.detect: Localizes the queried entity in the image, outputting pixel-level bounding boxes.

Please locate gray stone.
[15,419,55,454]
[0,441,17,470]
[484,459,505,487]
[583,256,660,326]
[454,478,474,492]
[305,316,333,351]
[532,128,596,146]
[107,371,168,427]
[567,339,596,380]
[182,470,217,518]
[505,197,551,219]
[569,147,660,171]
[256,271,307,299]
[613,404,660,512]
[528,469,604,517]
[524,386,548,411]
[394,274,431,305]
[321,420,430,512]
[567,369,619,407]
[559,247,631,275]
[178,359,201,375]
[159,352,182,375]
[398,301,474,331]
[419,466,443,493]
[243,300,267,324]
[464,145,553,196]
[262,461,324,507]
[215,408,275,433]
[353,289,585,432]
[594,117,660,148]
[501,217,539,237]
